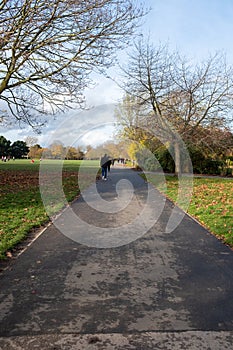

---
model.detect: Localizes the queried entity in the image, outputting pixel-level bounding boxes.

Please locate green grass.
[145,173,233,247]
[0,159,100,259]
[1,160,232,259]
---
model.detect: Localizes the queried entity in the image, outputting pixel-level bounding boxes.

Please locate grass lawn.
[1,160,232,259]
[0,159,99,259]
[145,173,233,247]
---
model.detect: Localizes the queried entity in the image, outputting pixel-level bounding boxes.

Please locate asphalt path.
[0,167,233,349]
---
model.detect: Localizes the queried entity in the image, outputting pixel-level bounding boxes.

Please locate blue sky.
[1,0,233,147]
[145,0,233,62]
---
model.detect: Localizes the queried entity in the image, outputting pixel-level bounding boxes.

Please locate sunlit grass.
[0,159,99,259]
[145,173,233,247]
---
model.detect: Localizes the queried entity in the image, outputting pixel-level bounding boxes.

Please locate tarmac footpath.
[0,167,233,349]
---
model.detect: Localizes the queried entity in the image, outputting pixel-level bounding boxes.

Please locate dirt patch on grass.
[0,170,39,193]
[0,170,83,194]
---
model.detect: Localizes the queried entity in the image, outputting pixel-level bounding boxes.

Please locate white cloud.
[0,72,123,147]
[2,0,233,145]
[38,104,118,148]
[84,73,123,107]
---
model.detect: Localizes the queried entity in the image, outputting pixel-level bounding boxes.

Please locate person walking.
[107,158,112,173]
[100,154,109,180]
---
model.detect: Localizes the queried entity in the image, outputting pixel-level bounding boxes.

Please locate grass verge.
[144,173,233,247]
[0,159,99,259]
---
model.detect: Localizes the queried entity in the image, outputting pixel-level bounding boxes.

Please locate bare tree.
[121,40,233,174]
[115,93,160,152]
[0,0,145,129]
[25,135,38,147]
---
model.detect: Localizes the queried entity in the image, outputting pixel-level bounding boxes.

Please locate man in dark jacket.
[100,154,109,180]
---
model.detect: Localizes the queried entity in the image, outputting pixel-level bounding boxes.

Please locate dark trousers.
[101,166,107,179]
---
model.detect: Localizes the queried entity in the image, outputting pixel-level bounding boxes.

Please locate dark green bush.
[154,147,175,173]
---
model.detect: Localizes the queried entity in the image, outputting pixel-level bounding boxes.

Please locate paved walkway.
[0,167,233,349]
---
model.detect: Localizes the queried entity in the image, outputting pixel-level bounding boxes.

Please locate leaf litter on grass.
[0,162,96,258]
[146,174,233,247]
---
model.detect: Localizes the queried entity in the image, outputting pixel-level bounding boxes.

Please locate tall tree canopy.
[10,140,29,158]
[120,40,233,174]
[0,135,11,155]
[0,0,144,129]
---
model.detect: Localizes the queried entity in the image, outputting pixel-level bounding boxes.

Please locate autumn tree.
[0,0,144,129]
[121,40,233,174]
[50,141,66,159]
[85,146,100,159]
[41,147,52,159]
[115,94,161,153]
[28,143,42,158]
[185,125,233,159]
[85,141,129,159]
[65,146,84,160]
[76,147,85,160]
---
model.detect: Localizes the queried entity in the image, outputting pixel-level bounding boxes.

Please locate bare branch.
[0,0,146,127]
[119,39,233,174]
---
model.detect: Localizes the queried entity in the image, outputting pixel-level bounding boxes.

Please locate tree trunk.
[174,140,181,175]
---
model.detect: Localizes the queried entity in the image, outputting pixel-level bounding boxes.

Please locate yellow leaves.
[21,218,31,223]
